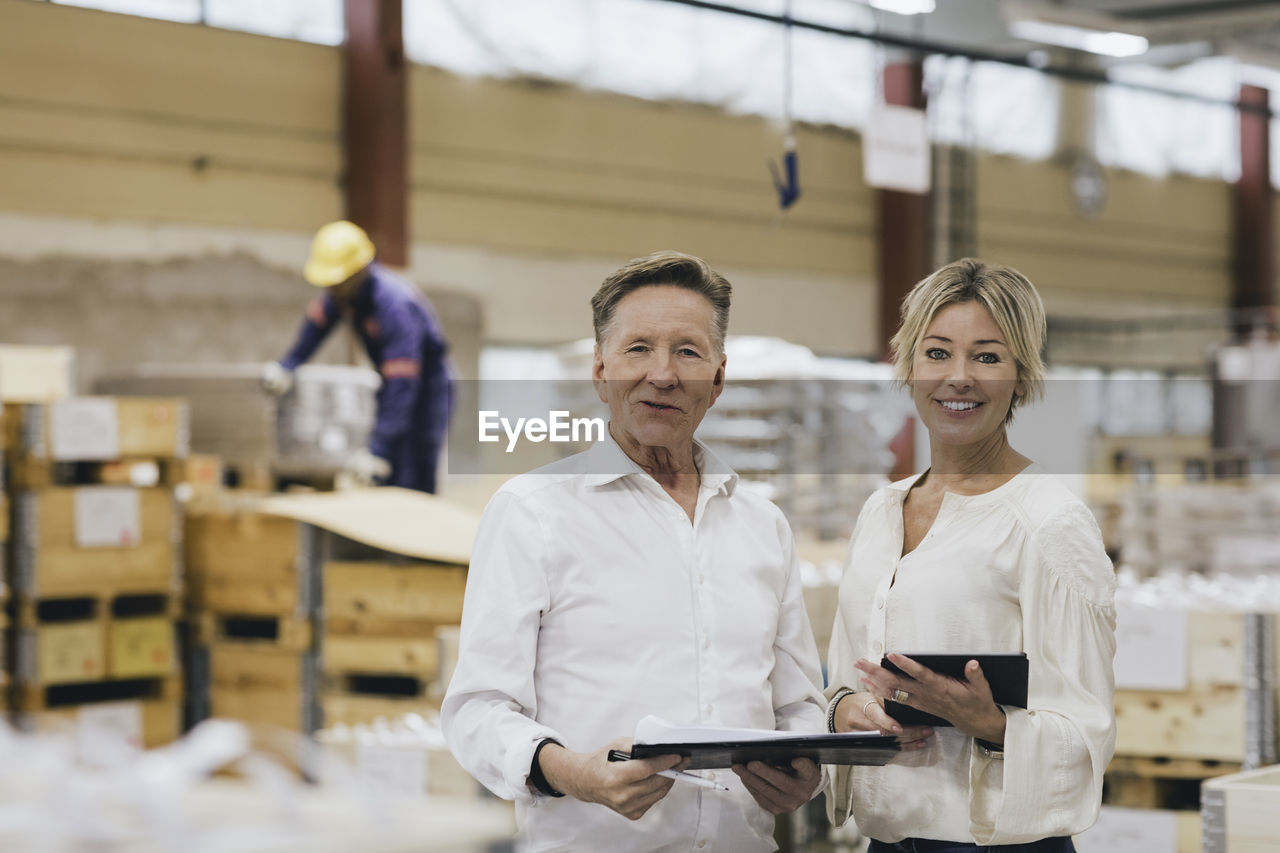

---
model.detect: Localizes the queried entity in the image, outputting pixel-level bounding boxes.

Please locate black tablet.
[880,652,1029,727]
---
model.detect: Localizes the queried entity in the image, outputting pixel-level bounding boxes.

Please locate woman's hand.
[831,690,934,751]
[854,654,1008,746]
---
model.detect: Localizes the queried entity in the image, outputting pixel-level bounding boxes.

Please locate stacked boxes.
[3,397,187,747]
[184,497,321,732]
[184,490,475,734]
[322,559,466,726]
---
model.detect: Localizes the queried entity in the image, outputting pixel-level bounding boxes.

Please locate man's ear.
[708,355,726,406]
[592,344,608,404]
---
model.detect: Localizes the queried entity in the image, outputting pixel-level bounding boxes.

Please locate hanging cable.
[767,0,800,211]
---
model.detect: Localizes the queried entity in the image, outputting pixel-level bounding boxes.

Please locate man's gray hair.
[590,251,732,354]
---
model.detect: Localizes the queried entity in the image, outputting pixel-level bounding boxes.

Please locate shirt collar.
[583,429,738,496]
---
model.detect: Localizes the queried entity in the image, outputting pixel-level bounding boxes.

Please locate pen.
[607,749,730,792]
[659,768,731,792]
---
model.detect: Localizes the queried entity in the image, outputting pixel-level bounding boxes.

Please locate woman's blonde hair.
[889,258,1046,424]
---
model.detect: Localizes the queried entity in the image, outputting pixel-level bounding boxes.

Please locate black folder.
[623,732,900,770]
[881,652,1029,728]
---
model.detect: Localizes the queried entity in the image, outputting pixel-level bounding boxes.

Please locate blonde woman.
[824,259,1116,852]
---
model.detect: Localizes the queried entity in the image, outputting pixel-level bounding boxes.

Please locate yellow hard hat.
[304,220,375,286]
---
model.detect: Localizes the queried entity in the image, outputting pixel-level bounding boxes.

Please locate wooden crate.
[324,561,467,623]
[186,507,310,616]
[5,398,187,462]
[11,487,178,598]
[207,642,318,732]
[1202,765,1280,852]
[1114,610,1280,762]
[15,621,106,686]
[324,628,440,681]
[321,692,442,728]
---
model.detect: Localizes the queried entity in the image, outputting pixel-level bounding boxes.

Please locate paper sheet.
[634,716,882,745]
[74,487,142,548]
[49,398,119,460]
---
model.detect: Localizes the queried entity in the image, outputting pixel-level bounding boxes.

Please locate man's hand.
[731,758,822,815]
[340,448,391,487]
[260,362,294,396]
[538,738,683,821]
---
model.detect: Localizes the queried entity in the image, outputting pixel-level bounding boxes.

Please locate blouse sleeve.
[823,494,880,828]
[969,500,1118,844]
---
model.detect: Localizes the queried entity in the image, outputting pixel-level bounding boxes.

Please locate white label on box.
[49,398,119,460]
[1076,806,1179,852]
[357,744,428,797]
[74,487,141,548]
[864,104,931,194]
[76,701,144,766]
[1114,605,1188,691]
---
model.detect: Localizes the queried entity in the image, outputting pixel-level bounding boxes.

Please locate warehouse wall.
[0,0,1258,376]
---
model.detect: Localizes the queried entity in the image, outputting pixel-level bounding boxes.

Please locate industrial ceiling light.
[1009,19,1148,58]
[868,0,936,16]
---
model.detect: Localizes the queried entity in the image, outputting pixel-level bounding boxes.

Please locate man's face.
[329,267,368,305]
[592,285,725,456]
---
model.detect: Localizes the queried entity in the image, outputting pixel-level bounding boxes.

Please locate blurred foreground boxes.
[3,394,187,748]
[184,488,478,733]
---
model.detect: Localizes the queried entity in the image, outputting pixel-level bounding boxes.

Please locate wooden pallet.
[9,456,186,489]
[11,591,180,628]
[1104,754,1243,811]
[11,673,179,712]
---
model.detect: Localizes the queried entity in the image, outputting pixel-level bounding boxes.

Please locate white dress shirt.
[825,465,1117,845]
[442,433,826,853]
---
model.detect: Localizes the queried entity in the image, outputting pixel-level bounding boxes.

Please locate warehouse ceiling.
[861,0,1280,72]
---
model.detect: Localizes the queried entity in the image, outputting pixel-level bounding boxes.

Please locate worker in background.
[262,220,453,492]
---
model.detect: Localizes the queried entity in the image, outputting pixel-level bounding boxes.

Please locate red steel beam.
[343,0,407,266]
[876,59,932,363]
[1233,84,1274,338]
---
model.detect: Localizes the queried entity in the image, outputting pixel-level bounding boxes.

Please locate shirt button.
[702,635,710,650]
[872,641,883,654]
[697,843,707,849]
[704,704,713,715]
[875,598,885,610]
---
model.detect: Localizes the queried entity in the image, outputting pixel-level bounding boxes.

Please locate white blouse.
[825,465,1117,845]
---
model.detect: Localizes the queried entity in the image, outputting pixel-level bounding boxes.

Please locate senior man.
[442,251,826,852]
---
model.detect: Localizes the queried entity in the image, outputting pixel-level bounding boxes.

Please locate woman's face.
[910,301,1024,451]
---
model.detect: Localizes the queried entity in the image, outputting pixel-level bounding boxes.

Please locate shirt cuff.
[505,729,564,806]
